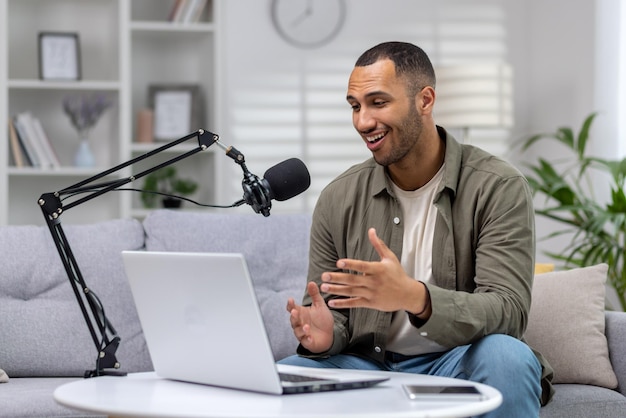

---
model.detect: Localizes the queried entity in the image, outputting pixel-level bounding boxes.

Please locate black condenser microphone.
[242,158,311,217]
[213,139,310,217]
[263,158,311,201]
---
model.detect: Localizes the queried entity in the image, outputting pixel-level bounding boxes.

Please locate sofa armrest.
[606,311,626,396]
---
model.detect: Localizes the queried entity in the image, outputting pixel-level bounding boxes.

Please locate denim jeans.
[279,334,542,418]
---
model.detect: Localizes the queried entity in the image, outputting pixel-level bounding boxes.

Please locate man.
[279,42,554,417]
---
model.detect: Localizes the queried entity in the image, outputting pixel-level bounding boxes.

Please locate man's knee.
[468,334,541,379]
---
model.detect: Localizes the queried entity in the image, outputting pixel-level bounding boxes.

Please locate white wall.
[509,0,596,137]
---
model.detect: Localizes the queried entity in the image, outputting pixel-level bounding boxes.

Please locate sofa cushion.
[0,377,104,417]
[539,383,626,418]
[0,219,153,377]
[606,311,626,397]
[143,210,311,361]
[525,264,618,388]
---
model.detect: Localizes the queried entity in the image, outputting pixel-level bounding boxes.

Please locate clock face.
[271,0,346,49]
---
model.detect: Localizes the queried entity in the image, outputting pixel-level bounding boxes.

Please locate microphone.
[242,158,311,217]
[262,158,311,201]
[213,139,310,216]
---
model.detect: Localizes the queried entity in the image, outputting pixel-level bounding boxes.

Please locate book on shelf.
[32,117,61,168]
[169,0,207,24]
[8,119,26,167]
[168,0,185,21]
[12,115,40,167]
[11,112,61,169]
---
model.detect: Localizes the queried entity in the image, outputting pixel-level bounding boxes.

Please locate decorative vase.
[74,136,95,168]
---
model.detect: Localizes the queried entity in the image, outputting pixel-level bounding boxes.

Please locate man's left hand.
[320,228,429,315]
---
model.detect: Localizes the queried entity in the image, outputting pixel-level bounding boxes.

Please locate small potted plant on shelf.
[140,167,198,209]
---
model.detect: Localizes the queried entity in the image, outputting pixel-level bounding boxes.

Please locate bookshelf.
[0,0,218,225]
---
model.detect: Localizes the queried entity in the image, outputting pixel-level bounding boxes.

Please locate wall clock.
[270,0,347,49]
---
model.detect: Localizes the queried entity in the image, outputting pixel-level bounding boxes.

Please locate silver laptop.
[121,251,388,395]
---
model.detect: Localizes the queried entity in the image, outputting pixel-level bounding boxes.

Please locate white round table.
[54,369,502,418]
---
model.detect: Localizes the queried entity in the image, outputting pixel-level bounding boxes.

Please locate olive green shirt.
[298,127,554,405]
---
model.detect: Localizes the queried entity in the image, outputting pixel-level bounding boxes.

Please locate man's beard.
[373,105,422,167]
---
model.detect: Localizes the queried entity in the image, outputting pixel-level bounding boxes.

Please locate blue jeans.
[279,334,542,418]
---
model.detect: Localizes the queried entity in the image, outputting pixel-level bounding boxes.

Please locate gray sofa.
[0,210,624,417]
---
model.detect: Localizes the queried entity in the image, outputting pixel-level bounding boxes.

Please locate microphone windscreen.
[263,158,311,201]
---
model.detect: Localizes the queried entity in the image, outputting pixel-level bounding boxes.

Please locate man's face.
[346,59,423,167]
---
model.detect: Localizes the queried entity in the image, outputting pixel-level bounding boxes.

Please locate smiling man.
[279,42,553,417]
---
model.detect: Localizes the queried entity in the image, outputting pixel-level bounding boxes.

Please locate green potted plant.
[140,166,198,209]
[521,112,626,310]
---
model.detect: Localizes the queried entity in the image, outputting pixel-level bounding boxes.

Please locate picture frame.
[149,84,203,141]
[38,32,81,81]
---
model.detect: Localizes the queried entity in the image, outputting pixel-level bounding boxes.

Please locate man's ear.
[412,86,433,115]
[416,86,435,115]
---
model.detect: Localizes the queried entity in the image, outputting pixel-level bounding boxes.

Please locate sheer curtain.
[594,0,626,159]
[610,0,626,310]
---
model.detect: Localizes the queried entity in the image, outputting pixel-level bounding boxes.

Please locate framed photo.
[149,84,203,141]
[38,32,81,80]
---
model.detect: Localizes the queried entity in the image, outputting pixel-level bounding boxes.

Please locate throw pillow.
[524,263,618,388]
[0,369,8,383]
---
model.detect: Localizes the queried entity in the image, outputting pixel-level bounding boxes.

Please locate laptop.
[121,251,389,395]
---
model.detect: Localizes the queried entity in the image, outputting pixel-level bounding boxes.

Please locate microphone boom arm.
[212,141,272,217]
[38,129,219,378]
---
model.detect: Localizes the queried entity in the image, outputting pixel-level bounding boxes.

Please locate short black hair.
[355,41,436,96]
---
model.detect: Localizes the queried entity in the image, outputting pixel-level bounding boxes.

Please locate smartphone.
[403,384,487,402]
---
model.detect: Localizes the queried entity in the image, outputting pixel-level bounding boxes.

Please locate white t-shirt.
[386,165,448,355]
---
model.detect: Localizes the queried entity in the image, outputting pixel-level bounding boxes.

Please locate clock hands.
[290,0,313,27]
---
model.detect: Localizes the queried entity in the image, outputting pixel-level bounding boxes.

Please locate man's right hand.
[286,281,335,354]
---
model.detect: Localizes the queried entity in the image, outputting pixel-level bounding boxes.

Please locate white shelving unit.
[0,0,219,225]
[127,0,217,220]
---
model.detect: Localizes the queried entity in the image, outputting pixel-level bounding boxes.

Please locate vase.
[74,136,95,168]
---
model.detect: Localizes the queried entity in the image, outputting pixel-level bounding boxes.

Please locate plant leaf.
[576,112,597,159]
[556,127,575,150]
